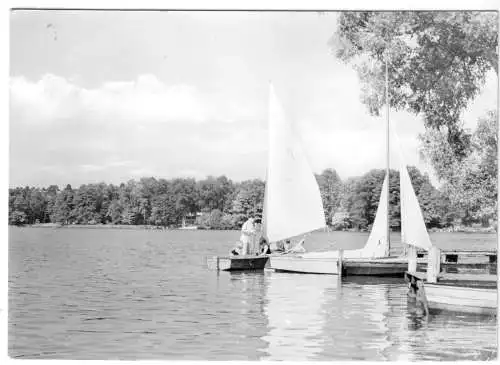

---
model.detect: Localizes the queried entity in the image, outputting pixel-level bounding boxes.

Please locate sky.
[9,10,498,188]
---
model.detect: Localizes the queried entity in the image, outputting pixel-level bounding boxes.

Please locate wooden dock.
[405,246,498,316]
[342,249,496,277]
[417,249,496,265]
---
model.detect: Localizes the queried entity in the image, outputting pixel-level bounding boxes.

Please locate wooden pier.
[341,249,496,277]
[405,247,497,316]
[417,249,496,265]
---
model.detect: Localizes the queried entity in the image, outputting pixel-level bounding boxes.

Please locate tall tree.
[332,11,498,159]
[231,179,265,226]
[51,184,75,224]
[316,168,343,224]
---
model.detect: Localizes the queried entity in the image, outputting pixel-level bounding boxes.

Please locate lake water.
[8,227,498,360]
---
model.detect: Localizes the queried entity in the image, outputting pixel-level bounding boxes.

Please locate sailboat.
[207,84,326,271]
[271,59,425,276]
[270,117,433,275]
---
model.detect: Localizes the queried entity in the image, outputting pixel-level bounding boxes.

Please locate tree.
[346,169,387,230]
[332,11,498,159]
[51,184,75,224]
[171,178,198,224]
[150,193,177,227]
[72,184,104,224]
[316,168,343,224]
[231,179,265,226]
[419,110,498,225]
[196,175,234,213]
[106,200,124,224]
[9,192,29,225]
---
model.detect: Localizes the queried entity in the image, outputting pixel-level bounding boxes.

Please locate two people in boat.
[271,239,306,253]
[230,215,307,256]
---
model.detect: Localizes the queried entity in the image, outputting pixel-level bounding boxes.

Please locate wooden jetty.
[418,249,496,265]
[405,246,497,316]
[345,249,497,277]
[207,255,270,271]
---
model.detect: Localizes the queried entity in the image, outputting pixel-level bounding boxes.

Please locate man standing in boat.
[240,216,257,255]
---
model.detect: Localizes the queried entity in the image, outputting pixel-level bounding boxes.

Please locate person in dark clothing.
[258,237,271,255]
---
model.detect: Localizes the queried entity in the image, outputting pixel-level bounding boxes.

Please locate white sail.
[392,127,433,250]
[262,84,326,243]
[358,173,390,257]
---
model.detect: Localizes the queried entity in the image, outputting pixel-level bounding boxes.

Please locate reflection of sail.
[262,273,337,360]
[319,278,394,360]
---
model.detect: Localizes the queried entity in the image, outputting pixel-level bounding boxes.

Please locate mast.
[385,57,391,255]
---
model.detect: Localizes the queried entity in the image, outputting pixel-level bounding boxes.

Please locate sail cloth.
[392,128,433,250]
[262,84,326,243]
[357,173,390,257]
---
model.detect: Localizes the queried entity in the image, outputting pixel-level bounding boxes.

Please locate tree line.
[8,163,496,231]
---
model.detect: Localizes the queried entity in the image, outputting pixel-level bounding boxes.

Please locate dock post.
[408,245,417,272]
[338,249,344,278]
[216,256,220,271]
[427,246,441,283]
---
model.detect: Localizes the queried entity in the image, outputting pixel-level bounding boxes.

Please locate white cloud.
[107,160,134,167]
[10,74,252,126]
[80,164,106,172]
[130,168,155,176]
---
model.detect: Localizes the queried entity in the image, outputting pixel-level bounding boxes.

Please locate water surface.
[8,227,498,360]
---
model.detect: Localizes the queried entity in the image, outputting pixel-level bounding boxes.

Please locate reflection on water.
[262,273,337,360]
[9,228,498,360]
[403,302,498,361]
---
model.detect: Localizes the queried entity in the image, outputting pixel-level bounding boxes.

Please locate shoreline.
[10,223,497,234]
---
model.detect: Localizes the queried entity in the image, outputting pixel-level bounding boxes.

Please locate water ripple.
[8,228,497,360]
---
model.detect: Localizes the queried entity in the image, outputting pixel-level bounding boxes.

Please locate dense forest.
[8,165,496,231]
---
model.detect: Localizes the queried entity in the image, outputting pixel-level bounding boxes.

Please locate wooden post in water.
[408,245,417,273]
[338,249,344,278]
[427,246,441,283]
[216,256,220,271]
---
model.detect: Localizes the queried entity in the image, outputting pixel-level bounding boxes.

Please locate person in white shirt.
[239,217,256,255]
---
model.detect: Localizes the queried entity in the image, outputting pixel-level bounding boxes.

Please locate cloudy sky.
[9,10,497,188]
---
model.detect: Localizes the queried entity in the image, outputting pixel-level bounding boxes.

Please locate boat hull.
[207,255,269,271]
[424,283,497,316]
[344,257,409,277]
[405,271,498,316]
[270,255,409,276]
[343,257,408,277]
[270,255,339,275]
